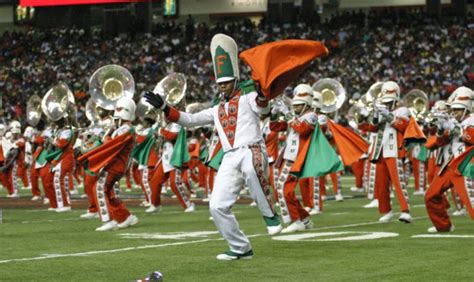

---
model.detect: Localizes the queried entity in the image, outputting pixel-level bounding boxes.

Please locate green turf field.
[1,178,473,281]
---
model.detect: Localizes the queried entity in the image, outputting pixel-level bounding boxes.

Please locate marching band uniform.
[145,34,282,260]
[359,81,412,223]
[78,97,138,231]
[425,87,474,232]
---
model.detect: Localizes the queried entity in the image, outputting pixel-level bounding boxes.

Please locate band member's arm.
[0,148,19,171]
[166,107,214,128]
[290,120,315,137]
[391,117,409,133]
[269,120,288,132]
[358,123,378,132]
[462,126,474,146]
[248,92,270,115]
[55,130,72,149]
[159,128,178,141]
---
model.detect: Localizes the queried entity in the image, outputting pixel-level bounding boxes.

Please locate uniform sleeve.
[462,127,474,146]
[159,128,178,141]
[55,130,72,149]
[247,92,270,116]
[290,113,316,137]
[392,117,409,133]
[166,106,214,127]
[269,120,288,132]
[358,123,379,132]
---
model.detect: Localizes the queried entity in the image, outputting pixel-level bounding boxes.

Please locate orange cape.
[327,120,369,166]
[78,133,133,174]
[403,117,426,143]
[239,40,328,99]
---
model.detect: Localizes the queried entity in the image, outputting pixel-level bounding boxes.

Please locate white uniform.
[160,123,181,173]
[172,91,277,254]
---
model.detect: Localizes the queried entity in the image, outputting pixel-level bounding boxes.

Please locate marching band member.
[145,34,282,260]
[0,124,25,198]
[78,97,138,231]
[425,86,474,232]
[359,81,412,223]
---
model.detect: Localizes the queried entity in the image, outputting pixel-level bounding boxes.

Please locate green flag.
[170,128,191,168]
[457,149,474,179]
[131,131,155,167]
[415,145,428,162]
[208,148,224,170]
[45,148,63,162]
[296,124,344,178]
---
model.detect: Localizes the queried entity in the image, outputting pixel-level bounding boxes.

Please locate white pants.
[209,144,276,254]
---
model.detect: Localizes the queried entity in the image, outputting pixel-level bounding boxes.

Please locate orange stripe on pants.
[284,175,310,222]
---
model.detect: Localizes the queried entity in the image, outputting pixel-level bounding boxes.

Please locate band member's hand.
[144,91,166,110]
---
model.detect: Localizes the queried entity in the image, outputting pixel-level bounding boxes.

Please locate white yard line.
[0,216,429,265]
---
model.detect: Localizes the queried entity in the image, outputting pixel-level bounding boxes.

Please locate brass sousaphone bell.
[312,78,346,114]
[27,95,42,126]
[404,89,428,118]
[85,98,101,124]
[41,83,75,122]
[153,72,187,106]
[89,64,135,110]
[136,94,160,121]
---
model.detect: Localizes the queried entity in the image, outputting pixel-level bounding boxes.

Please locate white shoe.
[350,187,364,193]
[379,211,393,223]
[413,190,425,196]
[145,205,162,213]
[202,197,210,202]
[281,221,306,233]
[398,212,412,223]
[390,191,394,199]
[31,195,42,201]
[452,209,467,216]
[304,206,311,212]
[267,224,283,235]
[117,215,138,229]
[47,207,56,211]
[80,212,99,219]
[303,218,314,230]
[309,208,321,215]
[216,250,253,261]
[7,192,19,198]
[363,199,379,208]
[274,202,280,207]
[23,186,32,190]
[43,198,50,205]
[249,201,257,207]
[139,200,150,207]
[95,220,118,231]
[335,194,344,202]
[55,206,72,213]
[70,190,78,195]
[171,195,177,199]
[190,193,197,199]
[184,203,195,213]
[427,225,455,233]
[209,216,214,221]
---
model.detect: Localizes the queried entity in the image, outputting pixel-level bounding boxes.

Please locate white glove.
[359,108,369,117]
[318,115,328,125]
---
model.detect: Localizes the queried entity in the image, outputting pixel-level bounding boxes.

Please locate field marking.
[118,231,219,240]
[273,231,399,242]
[328,212,349,216]
[0,216,428,265]
[412,234,474,238]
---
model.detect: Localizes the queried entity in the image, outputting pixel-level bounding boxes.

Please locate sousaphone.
[89,64,135,110]
[404,89,428,118]
[27,95,42,126]
[153,72,186,106]
[41,83,75,122]
[312,78,346,114]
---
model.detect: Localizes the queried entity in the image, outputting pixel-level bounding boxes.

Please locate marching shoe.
[80,194,88,199]
[304,206,312,213]
[31,195,42,201]
[202,197,210,202]
[309,208,321,215]
[350,187,365,193]
[80,211,99,219]
[249,201,257,207]
[267,224,283,235]
[335,194,344,202]
[452,209,467,216]
[55,206,72,213]
[303,218,314,230]
[96,220,119,231]
[70,189,78,195]
[427,225,455,233]
[363,199,379,208]
[7,192,19,198]
[378,211,393,223]
[184,203,195,213]
[390,191,395,198]
[43,198,50,205]
[23,186,32,190]
[117,215,138,229]
[145,205,162,213]
[281,221,306,233]
[216,250,253,261]
[398,212,412,223]
[413,190,425,196]
[47,207,56,211]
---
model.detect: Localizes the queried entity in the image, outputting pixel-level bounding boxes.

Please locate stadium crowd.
[0,9,472,125]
